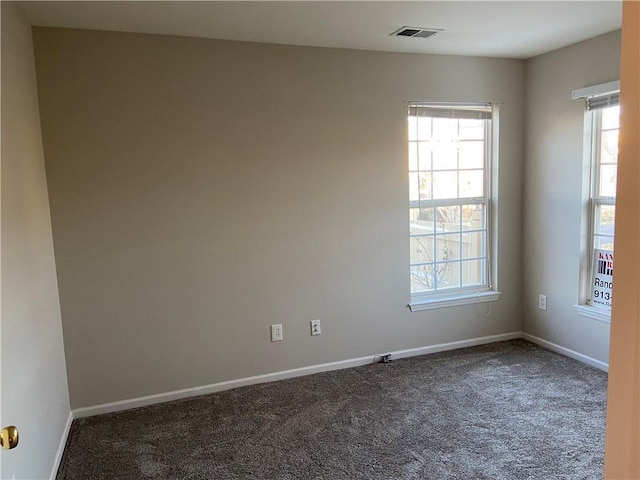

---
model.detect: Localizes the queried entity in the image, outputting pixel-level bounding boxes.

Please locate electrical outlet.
[271,324,283,342]
[310,319,321,336]
[538,294,547,311]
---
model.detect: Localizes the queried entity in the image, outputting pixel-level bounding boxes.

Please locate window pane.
[409,208,435,235]
[409,172,420,201]
[417,142,432,171]
[409,172,433,201]
[462,204,485,230]
[408,116,418,141]
[410,265,435,293]
[599,165,617,197]
[432,118,457,139]
[594,236,615,251]
[435,234,460,261]
[410,236,434,264]
[418,172,433,200]
[602,105,620,130]
[410,142,434,171]
[595,204,615,236]
[432,141,457,170]
[462,260,485,287]
[459,170,484,198]
[433,171,458,199]
[461,232,485,259]
[409,142,418,171]
[436,261,461,289]
[417,116,432,140]
[435,205,460,233]
[601,130,619,164]
[458,119,484,140]
[459,141,484,169]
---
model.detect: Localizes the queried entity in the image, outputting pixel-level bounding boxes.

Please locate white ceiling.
[18,1,622,59]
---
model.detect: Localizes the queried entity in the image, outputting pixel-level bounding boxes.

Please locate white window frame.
[573,82,619,323]
[407,102,500,312]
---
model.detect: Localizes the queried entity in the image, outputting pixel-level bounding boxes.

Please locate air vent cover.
[391,26,443,39]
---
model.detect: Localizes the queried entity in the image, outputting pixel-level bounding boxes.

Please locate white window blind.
[588,92,620,111]
[408,104,493,120]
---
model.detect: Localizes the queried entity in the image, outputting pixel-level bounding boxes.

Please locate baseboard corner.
[50,410,73,480]
[521,332,609,372]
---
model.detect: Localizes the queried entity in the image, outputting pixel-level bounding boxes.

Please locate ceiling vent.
[390,26,443,39]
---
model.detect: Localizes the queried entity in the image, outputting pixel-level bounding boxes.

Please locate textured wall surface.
[1,3,71,478]
[33,27,525,409]
[523,30,621,363]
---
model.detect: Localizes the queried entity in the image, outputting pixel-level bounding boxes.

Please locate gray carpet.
[56,340,607,479]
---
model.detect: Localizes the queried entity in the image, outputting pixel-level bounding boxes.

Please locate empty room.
[2,1,639,479]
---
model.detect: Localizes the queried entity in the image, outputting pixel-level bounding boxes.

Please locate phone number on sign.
[593,290,612,302]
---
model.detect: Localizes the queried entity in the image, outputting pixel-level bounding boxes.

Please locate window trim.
[407,102,499,310]
[409,291,501,312]
[571,80,620,101]
[576,86,619,315]
[574,304,611,324]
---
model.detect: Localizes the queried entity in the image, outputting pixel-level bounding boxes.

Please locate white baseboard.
[521,332,609,372]
[389,332,521,360]
[50,411,73,480]
[72,331,521,419]
[72,332,607,419]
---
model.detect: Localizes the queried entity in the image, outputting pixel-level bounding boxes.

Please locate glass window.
[587,104,619,309]
[408,104,493,301]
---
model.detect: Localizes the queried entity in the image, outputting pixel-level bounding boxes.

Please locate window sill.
[409,291,501,312]
[574,305,611,324]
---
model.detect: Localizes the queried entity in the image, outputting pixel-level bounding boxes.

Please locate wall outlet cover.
[538,294,547,311]
[271,324,283,342]
[310,319,321,336]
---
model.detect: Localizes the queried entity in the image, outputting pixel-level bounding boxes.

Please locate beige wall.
[33,27,525,410]
[522,30,621,363]
[604,1,640,477]
[1,3,71,479]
